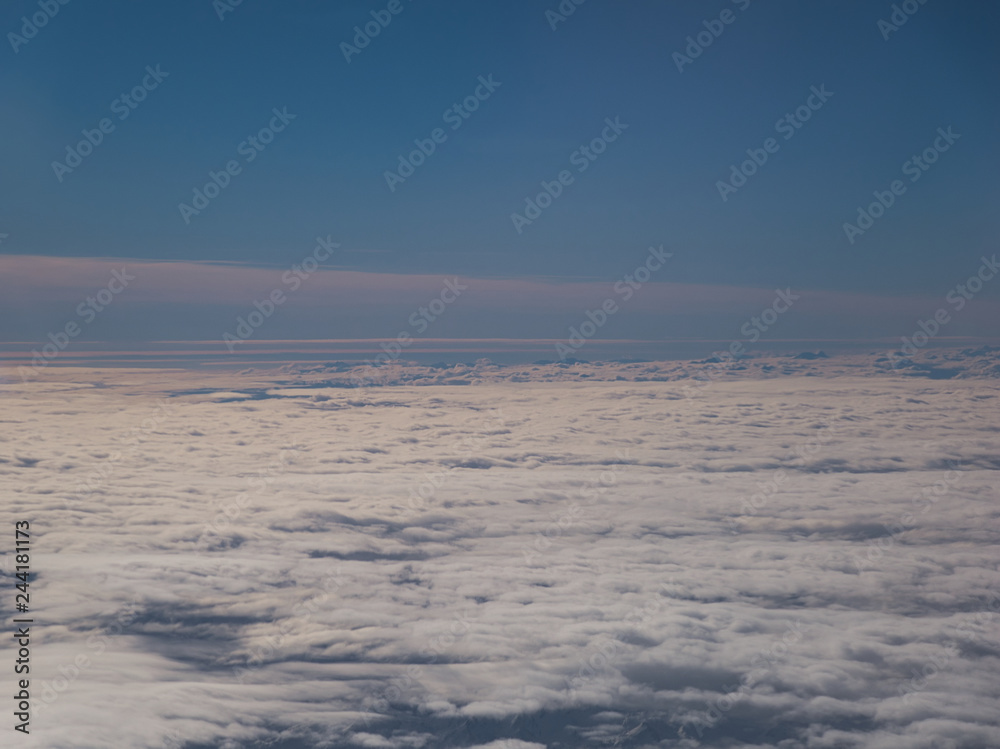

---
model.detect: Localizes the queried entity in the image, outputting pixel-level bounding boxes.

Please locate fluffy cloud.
[0,363,997,748]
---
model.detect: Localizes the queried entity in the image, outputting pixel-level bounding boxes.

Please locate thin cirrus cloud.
[1,254,999,351]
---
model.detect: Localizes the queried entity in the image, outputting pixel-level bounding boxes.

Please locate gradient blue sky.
[1,0,998,359]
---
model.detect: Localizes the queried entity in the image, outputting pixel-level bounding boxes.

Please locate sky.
[1,0,999,361]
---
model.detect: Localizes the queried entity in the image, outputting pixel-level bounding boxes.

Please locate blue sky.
[1,0,998,358]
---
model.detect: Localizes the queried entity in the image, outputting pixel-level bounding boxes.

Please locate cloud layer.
[1,366,998,748]
[3,254,999,347]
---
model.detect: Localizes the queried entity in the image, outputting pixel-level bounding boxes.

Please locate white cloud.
[1,362,998,747]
